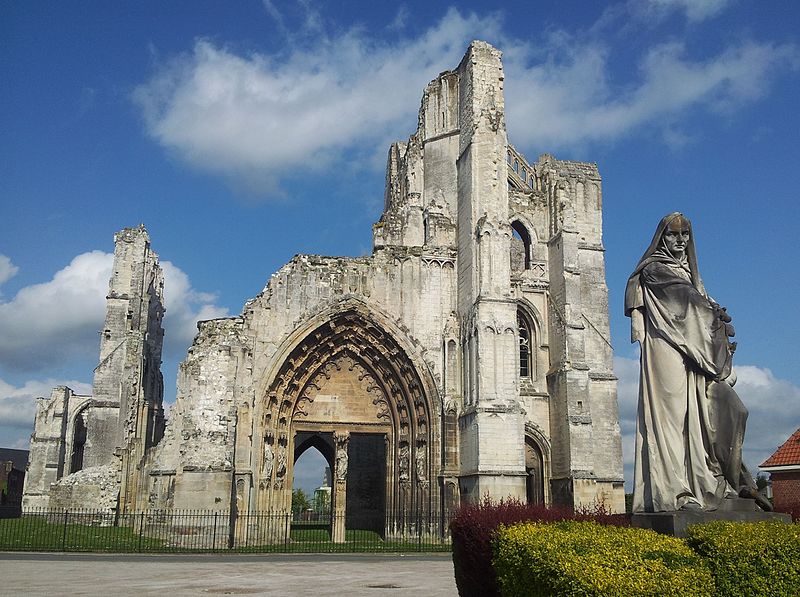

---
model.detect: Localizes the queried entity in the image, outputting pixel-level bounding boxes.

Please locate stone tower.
[453,43,526,499]
[23,225,165,511]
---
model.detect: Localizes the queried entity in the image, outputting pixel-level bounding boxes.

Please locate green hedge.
[686,521,800,597]
[494,521,713,597]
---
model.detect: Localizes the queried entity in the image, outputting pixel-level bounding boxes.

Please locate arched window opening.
[70,414,87,474]
[510,220,532,271]
[525,437,545,505]
[518,310,533,379]
[293,445,331,518]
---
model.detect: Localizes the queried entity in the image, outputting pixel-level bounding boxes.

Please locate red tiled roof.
[761,427,800,468]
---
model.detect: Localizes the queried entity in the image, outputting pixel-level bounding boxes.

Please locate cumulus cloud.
[615,356,800,491]
[644,0,731,22]
[133,8,797,195]
[0,252,228,374]
[0,377,92,448]
[503,39,798,152]
[160,260,230,356]
[0,255,19,287]
[0,251,113,372]
[132,9,502,194]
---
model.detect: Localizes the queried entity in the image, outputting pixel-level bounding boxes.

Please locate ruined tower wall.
[23,226,166,512]
[455,42,526,502]
[540,158,624,511]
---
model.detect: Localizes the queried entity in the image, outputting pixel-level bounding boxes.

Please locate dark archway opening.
[525,436,545,505]
[70,414,87,474]
[345,433,387,537]
[511,220,532,271]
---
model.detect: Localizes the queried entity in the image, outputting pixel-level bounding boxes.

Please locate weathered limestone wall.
[455,42,526,502]
[540,156,624,511]
[22,387,73,509]
[144,318,249,511]
[49,464,118,511]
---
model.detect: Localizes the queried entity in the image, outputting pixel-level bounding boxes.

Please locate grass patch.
[0,514,164,552]
[0,516,449,553]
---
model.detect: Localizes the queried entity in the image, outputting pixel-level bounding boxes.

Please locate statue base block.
[631,499,792,537]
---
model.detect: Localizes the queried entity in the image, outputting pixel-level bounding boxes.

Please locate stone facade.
[23,42,625,522]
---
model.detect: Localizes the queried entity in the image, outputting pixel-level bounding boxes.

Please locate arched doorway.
[255,308,438,539]
[525,436,545,505]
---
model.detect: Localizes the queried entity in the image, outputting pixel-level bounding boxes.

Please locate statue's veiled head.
[662,214,691,258]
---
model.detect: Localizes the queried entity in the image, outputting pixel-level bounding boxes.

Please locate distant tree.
[292,489,310,514]
[756,473,769,491]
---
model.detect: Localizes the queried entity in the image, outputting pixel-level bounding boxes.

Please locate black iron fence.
[0,507,453,553]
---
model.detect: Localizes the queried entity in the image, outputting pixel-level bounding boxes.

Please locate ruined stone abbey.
[23,42,625,526]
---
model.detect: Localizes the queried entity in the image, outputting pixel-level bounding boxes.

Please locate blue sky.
[2,1,799,496]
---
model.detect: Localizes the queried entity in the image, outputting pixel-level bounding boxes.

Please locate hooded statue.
[625,213,768,513]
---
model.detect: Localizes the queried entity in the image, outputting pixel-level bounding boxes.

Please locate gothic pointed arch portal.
[256,308,439,536]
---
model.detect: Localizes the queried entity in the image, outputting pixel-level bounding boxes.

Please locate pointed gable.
[761,428,800,468]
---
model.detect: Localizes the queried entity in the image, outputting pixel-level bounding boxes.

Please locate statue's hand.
[725,322,735,337]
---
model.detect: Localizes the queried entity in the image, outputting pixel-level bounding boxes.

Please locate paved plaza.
[0,553,458,596]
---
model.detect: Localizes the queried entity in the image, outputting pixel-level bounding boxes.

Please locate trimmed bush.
[686,520,800,597]
[494,521,714,597]
[449,498,628,597]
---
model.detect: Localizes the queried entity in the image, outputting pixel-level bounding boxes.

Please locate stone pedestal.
[632,498,792,538]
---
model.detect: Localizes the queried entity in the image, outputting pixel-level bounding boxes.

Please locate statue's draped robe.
[626,213,753,513]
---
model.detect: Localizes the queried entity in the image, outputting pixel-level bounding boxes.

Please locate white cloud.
[133,9,503,195]
[161,261,230,356]
[615,356,800,491]
[644,0,731,22]
[133,8,797,194]
[0,255,19,287]
[0,252,228,374]
[503,39,798,153]
[0,251,113,372]
[733,365,800,470]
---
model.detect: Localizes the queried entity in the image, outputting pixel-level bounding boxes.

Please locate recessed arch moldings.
[253,299,441,520]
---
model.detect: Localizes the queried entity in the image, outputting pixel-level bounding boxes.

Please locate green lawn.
[0,515,164,552]
[0,515,450,553]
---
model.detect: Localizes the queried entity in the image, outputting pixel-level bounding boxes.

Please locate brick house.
[760,428,800,518]
[0,448,29,516]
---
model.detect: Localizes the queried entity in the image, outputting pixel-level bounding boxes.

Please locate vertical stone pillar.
[542,159,624,512]
[89,225,165,513]
[332,431,349,543]
[456,41,526,503]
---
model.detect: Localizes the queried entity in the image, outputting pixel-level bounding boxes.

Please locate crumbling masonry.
[23,42,625,529]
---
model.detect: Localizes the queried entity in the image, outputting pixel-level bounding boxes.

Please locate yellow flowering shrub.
[493,521,714,597]
[686,520,800,597]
